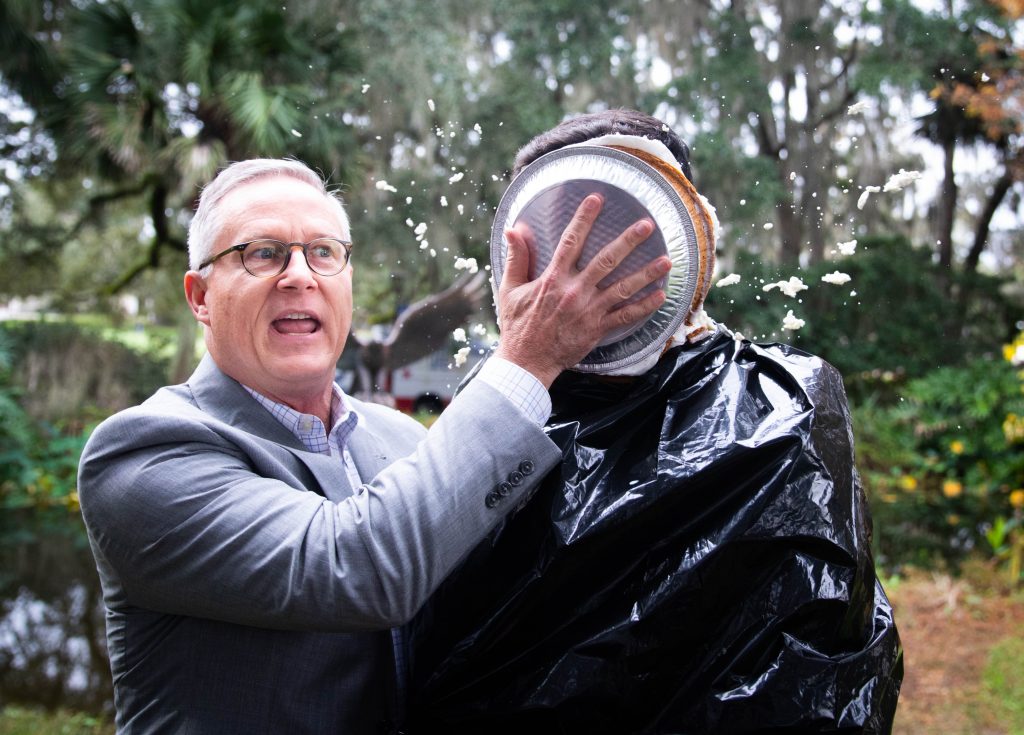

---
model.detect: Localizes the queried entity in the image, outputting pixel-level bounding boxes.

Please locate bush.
[0,320,169,426]
[853,336,1024,577]
[0,330,91,590]
[706,236,1017,402]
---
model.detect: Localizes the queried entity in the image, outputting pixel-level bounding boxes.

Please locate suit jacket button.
[519,460,535,475]
[485,491,500,508]
[497,481,513,497]
[508,470,524,486]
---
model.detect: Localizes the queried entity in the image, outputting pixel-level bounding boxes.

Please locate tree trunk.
[937,135,957,272]
[777,196,802,265]
[964,170,1012,273]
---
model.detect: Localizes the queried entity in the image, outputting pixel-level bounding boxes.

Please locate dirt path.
[888,570,1024,734]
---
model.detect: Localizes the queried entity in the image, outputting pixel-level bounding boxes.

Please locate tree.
[860,0,1022,277]
[2,0,363,294]
[641,0,868,265]
[940,9,1024,273]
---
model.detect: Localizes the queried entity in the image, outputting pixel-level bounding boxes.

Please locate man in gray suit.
[77,158,671,733]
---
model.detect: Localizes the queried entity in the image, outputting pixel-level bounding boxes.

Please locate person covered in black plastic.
[405,109,903,735]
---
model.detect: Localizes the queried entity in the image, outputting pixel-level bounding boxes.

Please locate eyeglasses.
[198,238,353,278]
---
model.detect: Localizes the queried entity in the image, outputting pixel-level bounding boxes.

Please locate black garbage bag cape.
[405,326,903,734]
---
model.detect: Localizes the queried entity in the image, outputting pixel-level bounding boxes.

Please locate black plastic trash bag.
[405,327,903,734]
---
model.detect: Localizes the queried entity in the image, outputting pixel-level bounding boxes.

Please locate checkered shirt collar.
[243,382,360,454]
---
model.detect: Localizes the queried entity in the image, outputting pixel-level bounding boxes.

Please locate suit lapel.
[297,450,354,502]
[186,354,354,501]
[188,354,302,449]
[346,416,393,482]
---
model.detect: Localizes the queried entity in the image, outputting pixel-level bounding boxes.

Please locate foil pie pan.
[490,145,701,373]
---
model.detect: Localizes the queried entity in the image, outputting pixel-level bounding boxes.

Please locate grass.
[978,635,1024,734]
[0,707,113,735]
[890,567,1024,734]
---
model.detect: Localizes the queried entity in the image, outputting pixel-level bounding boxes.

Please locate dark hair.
[512,109,693,181]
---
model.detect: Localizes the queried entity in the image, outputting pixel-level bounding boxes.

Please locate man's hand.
[494,194,672,388]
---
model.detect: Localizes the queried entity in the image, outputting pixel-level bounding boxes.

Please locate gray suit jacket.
[78,354,560,734]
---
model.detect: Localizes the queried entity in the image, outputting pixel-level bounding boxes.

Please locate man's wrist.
[492,345,559,390]
[476,356,552,427]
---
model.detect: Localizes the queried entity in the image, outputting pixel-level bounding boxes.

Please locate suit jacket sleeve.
[78,374,560,632]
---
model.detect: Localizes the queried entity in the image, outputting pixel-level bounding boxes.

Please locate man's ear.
[184,271,212,327]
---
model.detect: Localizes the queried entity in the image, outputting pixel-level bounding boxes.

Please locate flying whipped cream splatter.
[837,239,858,256]
[448,172,465,184]
[821,271,852,285]
[454,256,478,273]
[452,328,468,343]
[375,180,398,193]
[716,273,742,287]
[847,100,872,115]
[857,186,881,210]
[782,310,806,331]
[453,346,471,367]
[763,276,808,299]
[883,169,922,192]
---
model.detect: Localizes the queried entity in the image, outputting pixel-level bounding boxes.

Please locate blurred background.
[0,0,1022,732]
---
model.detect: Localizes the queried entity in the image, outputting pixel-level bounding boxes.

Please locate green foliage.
[857,0,1010,93]
[688,133,784,248]
[0,320,172,585]
[852,349,1024,575]
[0,0,367,306]
[1,320,169,419]
[0,707,113,735]
[0,331,37,513]
[706,235,1016,400]
[0,329,91,565]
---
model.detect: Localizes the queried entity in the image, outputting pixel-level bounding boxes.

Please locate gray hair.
[187,158,351,272]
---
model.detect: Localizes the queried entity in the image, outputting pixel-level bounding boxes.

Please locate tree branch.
[102,184,186,293]
[811,87,859,130]
[754,110,782,158]
[68,180,152,238]
[964,170,1013,273]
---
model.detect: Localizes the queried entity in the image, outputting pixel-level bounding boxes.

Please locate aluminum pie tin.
[490,145,700,373]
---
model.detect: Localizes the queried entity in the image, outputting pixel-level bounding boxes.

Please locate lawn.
[889,568,1024,735]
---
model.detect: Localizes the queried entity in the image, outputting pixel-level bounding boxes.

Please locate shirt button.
[485,492,500,508]
[497,481,513,497]
[508,470,524,486]
[519,460,535,475]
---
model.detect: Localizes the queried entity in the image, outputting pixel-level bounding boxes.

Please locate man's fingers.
[547,194,602,273]
[600,288,667,332]
[580,218,654,286]
[597,255,672,309]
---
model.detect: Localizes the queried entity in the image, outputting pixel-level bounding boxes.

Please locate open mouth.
[272,312,321,335]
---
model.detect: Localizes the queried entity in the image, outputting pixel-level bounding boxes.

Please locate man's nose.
[277,245,318,287]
